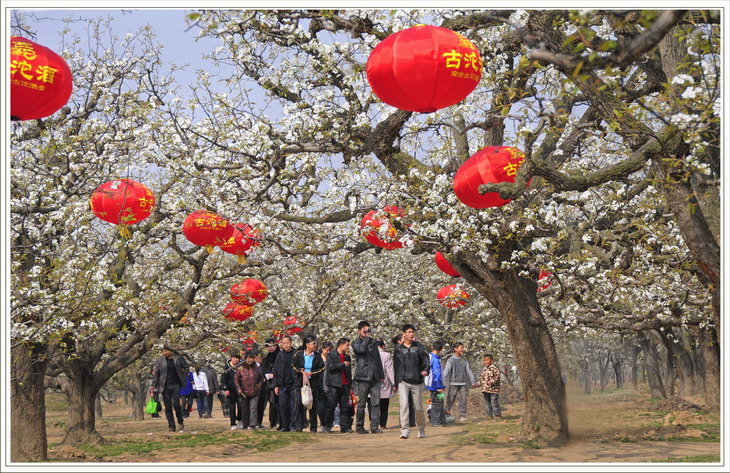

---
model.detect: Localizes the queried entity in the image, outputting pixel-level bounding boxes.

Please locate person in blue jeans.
[179,371,194,418]
[191,366,210,418]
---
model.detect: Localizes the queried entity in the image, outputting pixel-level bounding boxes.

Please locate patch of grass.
[455,433,497,445]
[76,430,311,458]
[619,436,637,443]
[522,439,541,449]
[639,421,663,429]
[651,454,720,463]
[45,393,69,411]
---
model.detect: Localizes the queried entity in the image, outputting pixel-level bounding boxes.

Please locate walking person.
[192,366,210,418]
[324,337,353,433]
[392,333,416,428]
[443,342,476,422]
[179,370,194,418]
[352,321,385,434]
[220,352,243,430]
[203,362,219,418]
[274,336,297,432]
[393,324,430,439]
[235,351,265,429]
[293,335,326,432]
[317,341,333,431]
[425,341,446,427]
[376,338,395,428]
[254,352,266,428]
[151,347,189,432]
[473,354,502,420]
[260,338,280,429]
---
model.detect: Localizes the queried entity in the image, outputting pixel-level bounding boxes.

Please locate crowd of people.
[149,321,502,439]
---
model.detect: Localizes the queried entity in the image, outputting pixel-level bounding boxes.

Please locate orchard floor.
[44,386,722,464]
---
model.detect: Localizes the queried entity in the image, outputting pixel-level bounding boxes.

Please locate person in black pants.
[150,347,189,432]
[317,341,334,430]
[273,336,297,431]
[352,321,385,434]
[293,335,326,432]
[220,352,243,429]
[259,339,280,428]
[324,337,353,433]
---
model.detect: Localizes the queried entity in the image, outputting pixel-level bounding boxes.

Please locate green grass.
[51,430,312,459]
[455,433,497,445]
[651,454,720,463]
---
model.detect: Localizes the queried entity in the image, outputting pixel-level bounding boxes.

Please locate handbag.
[145,398,158,414]
[301,374,313,409]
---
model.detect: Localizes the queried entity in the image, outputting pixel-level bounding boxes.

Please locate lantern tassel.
[237,254,246,264]
[204,244,214,254]
[118,225,131,239]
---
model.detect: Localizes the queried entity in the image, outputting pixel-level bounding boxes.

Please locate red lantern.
[360,205,408,250]
[220,223,262,264]
[241,331,257,349]
[182,210,234,254]
[366,25,482,113]
[453,146,529,208]
[435,252,461,277]
[230,278,268,306]
[10,37,73,121]
[537,271,553,292]
[90,179,155,238]
[436,284,470,308]
[284,315,303,334]
[272,329,284,343]
[222,302,253,322]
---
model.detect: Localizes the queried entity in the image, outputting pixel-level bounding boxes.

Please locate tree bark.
[61,365,104,445]
[581,359,592,395]
[697,326,720,411]
[11,342,49,462]
[639,332,667,399]
[130,373,147,421]
[458,255,568,445]
[95,394,103,419]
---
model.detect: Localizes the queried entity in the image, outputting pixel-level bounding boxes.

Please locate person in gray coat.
[443,342,476,422]
[202,363,219,417]
[151,347,189,432]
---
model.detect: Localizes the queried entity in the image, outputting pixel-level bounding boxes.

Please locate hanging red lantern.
[222,302,254,322]
[182,210,234,254]
[435,252,461,277]
[241,331,257,349]
[230,278,268,306]
[436,284,470,308]
[90,179,155,238]
[360,205,408,250]
[366,25,482,113]
[220,222,263,264]
[10,37,73,121]
[284,315,303,334]
[272,329,284,343]
[454,146,529,209]
[537,271,553,292]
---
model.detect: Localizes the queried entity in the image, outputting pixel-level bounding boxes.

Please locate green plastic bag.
[145,399,158,414]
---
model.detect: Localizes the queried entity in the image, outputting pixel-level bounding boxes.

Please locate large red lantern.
[220,223,262,264]
[360,205,408,250]
[90,179,155,238]
[366,25,482,113]
[222,302,254,322]
[10,37,73,121]
[537,271,553,292]
[453,146,528,209]
[284,315,304,334]
[435,252,461,277]
[436,284,470,308]
[230,278,268,306]
[182,210,234,254]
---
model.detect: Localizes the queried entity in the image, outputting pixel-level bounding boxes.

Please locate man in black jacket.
[259,338,280,428]
[352,321,385,434]
[273,336,297,432]
[202,362,218,418]
[151,347,189,432]
[393,324,430,439]
[220,352,243,429]
[324,337,353,433]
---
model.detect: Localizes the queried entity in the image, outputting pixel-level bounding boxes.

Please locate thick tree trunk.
[11,342,49,462]
[639,332,667,399]
[659,329,699,397]
[630,345,640,389]
[459,257,568,445]
[697,326,720,411]
[95,394,103,419]
[130,375,147,421]
[62,369,104,445]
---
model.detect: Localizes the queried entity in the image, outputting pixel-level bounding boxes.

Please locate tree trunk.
[697,326,720,411]
[611,355,623,389]
[11,342,49,462]
[639,332,666,399]
[580,359,592,394]
[95,394,103,419]
[459,257,568,445]
[630,345,640,389]
[62,368,104,445]
[130,374,147,421]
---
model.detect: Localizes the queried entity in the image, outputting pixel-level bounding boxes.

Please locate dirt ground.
[44,386,722,464]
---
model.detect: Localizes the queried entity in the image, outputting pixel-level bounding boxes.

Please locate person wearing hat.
[260,338,280,429]
[220,351,243,430]
[235,350,265,430]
